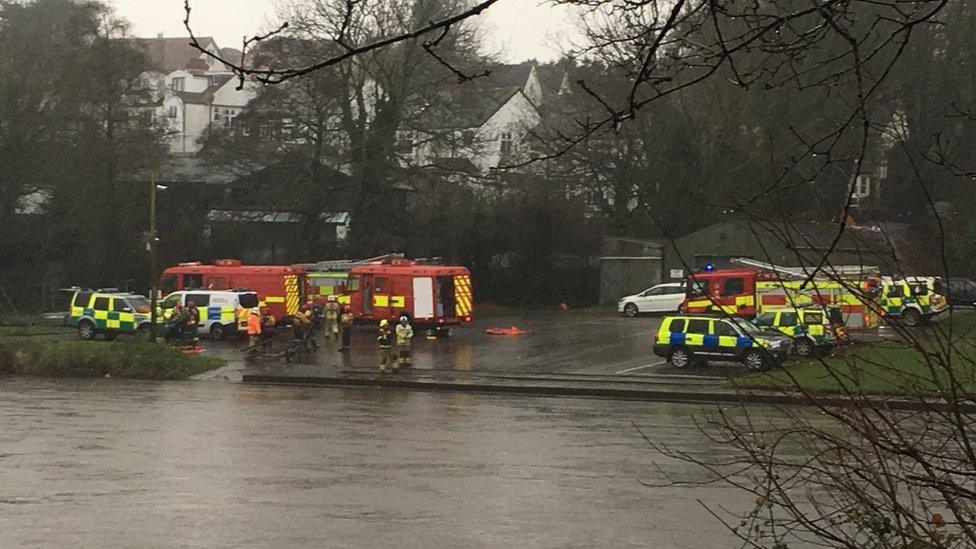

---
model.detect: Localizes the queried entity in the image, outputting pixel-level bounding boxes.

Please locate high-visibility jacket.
[396,324,414,346]
[247,314,262,335]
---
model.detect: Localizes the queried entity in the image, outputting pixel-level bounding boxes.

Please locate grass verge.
[0,338,224,380]
[735,312,976,395]
[0,325,72,337]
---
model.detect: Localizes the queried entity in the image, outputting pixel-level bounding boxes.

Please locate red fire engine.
[160,259,307,320]
[345,259,473,330]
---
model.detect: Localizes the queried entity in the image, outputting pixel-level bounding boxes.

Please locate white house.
[131,35,255,154]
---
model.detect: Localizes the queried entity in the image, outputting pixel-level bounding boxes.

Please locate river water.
[0,378,763,547]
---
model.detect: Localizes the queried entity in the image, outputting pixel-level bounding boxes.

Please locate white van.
[160,290,259,339]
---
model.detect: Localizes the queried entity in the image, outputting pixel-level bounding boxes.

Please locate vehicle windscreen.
[687,280,707,296]
[126,296,151,313]
[754,312,776,326]
[731,317,763,335]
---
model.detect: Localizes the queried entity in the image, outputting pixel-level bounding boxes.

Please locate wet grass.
[0,338,224,381]
[735,311,976,395]
[0,325,72,337]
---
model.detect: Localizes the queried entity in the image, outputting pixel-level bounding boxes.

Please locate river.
[0,378,763,547]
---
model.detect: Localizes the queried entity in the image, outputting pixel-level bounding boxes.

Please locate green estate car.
[754,307,845,357]
[652,314,792,372]
[67,289,155,341]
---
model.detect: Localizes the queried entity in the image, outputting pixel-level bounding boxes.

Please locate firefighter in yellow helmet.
[395,315,414,368]
[377,319,394,374]
[324,295,340,340]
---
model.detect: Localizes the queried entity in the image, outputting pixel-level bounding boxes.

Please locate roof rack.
[731,258,880,280]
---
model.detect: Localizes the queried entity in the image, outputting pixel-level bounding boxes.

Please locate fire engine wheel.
[668,347,692,369]
[743,350,769,372]
[901,308,922,327]
[623,303,639,317]
[210,324,227,341]
[78,320,97,341]
[794,338,814,358]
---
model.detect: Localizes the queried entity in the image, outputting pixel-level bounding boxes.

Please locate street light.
[148,172,167,342]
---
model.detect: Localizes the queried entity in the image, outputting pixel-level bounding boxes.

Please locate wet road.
[0,378,760,547]
[205,314,752,381]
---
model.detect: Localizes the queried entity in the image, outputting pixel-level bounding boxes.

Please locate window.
[374,277,389,293]
[688,280,707,296]
[499,131,513,154]
[93,297,110,311]
[721,278,745,297]
[160,275,178,295]
[642,287,663,297]
[779,312,798,326]
[912,284,928,296]
[113,298,132,313]
[666,318,687,333]
[803,311,823,325]
[887,284,904,298]
[855,174,871,198]
[168,105,178,118]
[183,274,204,289]
[170,77,185,92]
[686,319,710,334]
[713,321,738,336]
[73,292,93,309]
[347,277,360,292]
[185,293,211,307]
[755,312,776,326]
[160,294,181,309]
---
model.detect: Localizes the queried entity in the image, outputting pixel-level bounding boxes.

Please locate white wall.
[473,92,542,171]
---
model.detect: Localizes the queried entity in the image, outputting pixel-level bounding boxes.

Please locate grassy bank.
[736,312,976,395]
[0,338,224,380]
[0,325,72,337]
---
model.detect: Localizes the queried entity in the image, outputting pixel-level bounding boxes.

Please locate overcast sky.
[107,0,577,62]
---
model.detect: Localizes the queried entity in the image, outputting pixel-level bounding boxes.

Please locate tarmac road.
[200,313,754,383]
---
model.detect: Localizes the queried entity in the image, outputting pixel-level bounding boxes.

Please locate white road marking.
[616,361,666,374]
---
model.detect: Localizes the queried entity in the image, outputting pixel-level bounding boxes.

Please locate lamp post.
[148,171,167,342]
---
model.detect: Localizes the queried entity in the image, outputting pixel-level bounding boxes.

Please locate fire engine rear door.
[414,277,434,319]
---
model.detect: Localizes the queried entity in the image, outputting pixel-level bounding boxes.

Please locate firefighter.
[377,319,394,373]
[247,307,262,348]
[166,302,187,342]
[324,296,340,340]
[395,315,414,368]
[338,306,354,353]
[293,304,313,340]
[310,300,325,330]
[184,301,200,346]
[260,308,276,343]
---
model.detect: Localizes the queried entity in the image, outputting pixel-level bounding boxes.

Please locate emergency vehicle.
[159,290,259,339]
[160,259,306,321]
[345,258,473,331]
[879,276,949,326]
[67,289,155,340]
[652,314,792,371]
[680,262,882,331]
[754,306,844,357]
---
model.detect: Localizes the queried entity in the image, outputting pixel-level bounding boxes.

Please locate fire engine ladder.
[304,253,405,272]
[730,257,879,281]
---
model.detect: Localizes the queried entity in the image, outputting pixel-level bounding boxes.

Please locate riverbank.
[0,338,224,380]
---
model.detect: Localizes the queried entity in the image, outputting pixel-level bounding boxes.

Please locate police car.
[159,290,259,340]
[652,314,792,371]
[68,289,155,341]
[754,306,844,357]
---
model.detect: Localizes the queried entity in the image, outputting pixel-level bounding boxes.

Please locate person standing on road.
[395,315,414,368]
[338,306,354,353]
[184,301,200,346]
[324,296,340,340]
[377,319,394,374]
[247,307,262,348]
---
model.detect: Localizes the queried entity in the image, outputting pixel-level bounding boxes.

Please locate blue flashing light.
[705,263,715,272]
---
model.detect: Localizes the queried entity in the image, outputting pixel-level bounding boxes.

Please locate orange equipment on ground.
[485,326,526,336]
[345,258,473,330]
[160,259,307,321]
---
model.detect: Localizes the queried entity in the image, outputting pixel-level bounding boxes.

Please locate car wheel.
[901,308,921,327]
[743,349,768,372]
[210,324,226,341]
[623,303,639,317]
[668,347,692,369]
[794,338,814,358]
[78,320,97,341]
